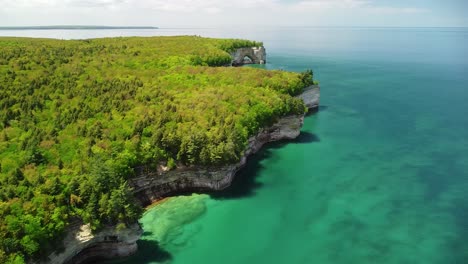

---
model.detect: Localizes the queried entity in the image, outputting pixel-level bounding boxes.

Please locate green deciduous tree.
[0,36,314,262]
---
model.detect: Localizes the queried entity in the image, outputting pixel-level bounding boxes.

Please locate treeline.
[0,36,314,263]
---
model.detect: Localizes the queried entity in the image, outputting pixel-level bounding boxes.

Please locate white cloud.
[288,0,427,14]
[129,0,279,13]
[1,0,57,8]
[367,7,428,15]
[291,0,370,11]
[0,0,277,12]
[69,0,128,7]
[1,0,127,9]
[0,0,433,26]
[0,0,428,14]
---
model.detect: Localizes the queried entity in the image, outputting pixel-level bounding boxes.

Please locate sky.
[0,0,467,27]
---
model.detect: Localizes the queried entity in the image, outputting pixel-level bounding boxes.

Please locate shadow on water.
[293,131,320,143]
[107,232,172,264]
[318,105,329,112]
[209,147,269,200]
[306,105,327,116]
[210,131,320,200]
[134,240,172,263]
[267,131,321,149]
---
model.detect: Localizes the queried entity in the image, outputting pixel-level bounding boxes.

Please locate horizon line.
[0,25,159,30]
[1,25,467,30]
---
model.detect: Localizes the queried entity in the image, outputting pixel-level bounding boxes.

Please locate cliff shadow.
[210,131,320,200]
[104,238,172,264]
[265,131,320,148]
[209,147,271,200]
[292,131,320,144]
[318,105,329,111]
[306,105,327,116]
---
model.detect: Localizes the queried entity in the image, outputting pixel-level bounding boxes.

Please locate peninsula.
[0,36,319,264]
[0,26,158,30]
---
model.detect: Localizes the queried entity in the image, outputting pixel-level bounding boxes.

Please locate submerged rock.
[45,83,320,264]
[47,46,320,264]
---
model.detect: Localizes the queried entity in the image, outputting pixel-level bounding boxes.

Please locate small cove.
[83,27,468,264]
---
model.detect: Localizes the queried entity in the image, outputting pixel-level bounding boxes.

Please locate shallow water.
[9,27,466,264]
[107,27,468,264]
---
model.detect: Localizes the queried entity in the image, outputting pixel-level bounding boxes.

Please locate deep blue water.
[4,27,467,263]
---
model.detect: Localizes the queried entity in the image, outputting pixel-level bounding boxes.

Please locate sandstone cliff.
[44,47,319,264]
[131,114,304,204]
[40,223,142,264]
[130,84,320,205]
[46,84,319,264]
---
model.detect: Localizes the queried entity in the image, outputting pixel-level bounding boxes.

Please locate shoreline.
[42,46,320,264]
[56,85,320,264]
[144,197,172,211]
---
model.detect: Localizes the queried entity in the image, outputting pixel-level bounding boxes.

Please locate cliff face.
[43,83,319,264]
[130,84,320,205]
[130,114,303,204]
[298,85,320,110]
[41,223,142,264]
[230,46,266,66]
[43,84,319,264]
[45,47,320,263]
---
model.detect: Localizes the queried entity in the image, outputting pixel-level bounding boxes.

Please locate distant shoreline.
[0,26,158,30]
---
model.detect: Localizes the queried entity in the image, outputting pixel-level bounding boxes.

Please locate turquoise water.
[18,28,466,263]
[106,28,468,264]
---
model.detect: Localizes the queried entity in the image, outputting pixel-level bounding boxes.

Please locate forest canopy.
[0,36,314,263]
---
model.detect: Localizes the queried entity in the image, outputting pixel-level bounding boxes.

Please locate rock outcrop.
[41,223,142,264]
[47,46,320,264]
[130,84,320,205]
[131,114,303,204]
[231,47,266,66]
[46,84,319,264]
[297,85,320,110]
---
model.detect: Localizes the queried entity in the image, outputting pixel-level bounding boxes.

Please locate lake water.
[4,27,467,264]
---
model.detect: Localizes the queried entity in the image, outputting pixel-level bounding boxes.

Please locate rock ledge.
[130,84,320,205]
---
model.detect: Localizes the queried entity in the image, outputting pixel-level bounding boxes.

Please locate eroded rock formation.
[46,47,320,264]
[47,84,319,264]
[41,223,142,264]
[131,114,304,204]
[130,84,320,205]
[231,47,266,66]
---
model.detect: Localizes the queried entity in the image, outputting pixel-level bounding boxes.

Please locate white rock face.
[230,46,266,65]
[41,223,142,264]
